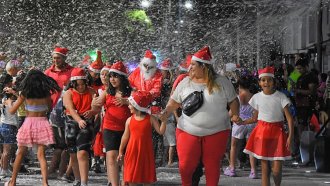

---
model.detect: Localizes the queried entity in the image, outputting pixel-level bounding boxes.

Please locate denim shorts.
[0,123,18,144]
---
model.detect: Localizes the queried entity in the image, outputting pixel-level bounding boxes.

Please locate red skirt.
[243,120,291,161]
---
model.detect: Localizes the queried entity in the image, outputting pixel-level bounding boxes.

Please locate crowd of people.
[0,45,328,186]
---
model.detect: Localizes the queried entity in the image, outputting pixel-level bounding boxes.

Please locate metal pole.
[256,5,260,69]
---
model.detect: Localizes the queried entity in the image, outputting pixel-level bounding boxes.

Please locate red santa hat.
[70,68,87,81]
[52,47,69,57]
[159,58,174,70]
[109,61,128,77]
[179,54,192,72]
[258,66,275,78]
[88,50,104,73]
[128,91,153,113]
[191,46,212,64]
[100,65,112,73]
[141,50,157,66]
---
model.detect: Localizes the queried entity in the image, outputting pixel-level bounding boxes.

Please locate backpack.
[49,97,65,128]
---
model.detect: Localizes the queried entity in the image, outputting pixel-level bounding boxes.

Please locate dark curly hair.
[66,79,88,91]
[237,75,259,94]
[19,69,61,99]
[0,73,13,98]
[107,72,132,97]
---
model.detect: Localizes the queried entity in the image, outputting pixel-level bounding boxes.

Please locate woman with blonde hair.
[161,46,240,186]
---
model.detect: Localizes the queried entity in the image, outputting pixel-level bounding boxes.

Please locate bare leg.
[249,155,257,172]
[37,145,49,186]
[272,160,283,186]
[8,146,28,186]
[261,160,271,186]
[107,150,120,186]
[77,150,89,185]
[70,153,81,182]
[58,150,70,177]
[168,146,175,165]
[1,144,12,171]
[229,137,238,169]
[48,148,62,174]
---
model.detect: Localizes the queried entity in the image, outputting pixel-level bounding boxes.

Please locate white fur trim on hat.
[128,96,149,112]
[70,76,87,81]
[141,57,156,66]
[191,56,212,64]
[109,69,128,77]
[159,66,174,71]
[258,73,274,78]
[179,66,188,72]
[88,66,101,73]
[101,67,111,72]
[52,51,67,57]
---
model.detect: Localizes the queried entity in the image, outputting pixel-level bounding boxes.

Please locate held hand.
[92,94,102,107]
[78,120,87,129]
[159,110,169,122]
[114,97,126,106]
[83,110,94,119]
[231,115,242,124]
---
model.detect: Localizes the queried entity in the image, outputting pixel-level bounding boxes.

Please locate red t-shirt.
[103,94,131,131]
[45,64,74,108]
[67,88,93,115]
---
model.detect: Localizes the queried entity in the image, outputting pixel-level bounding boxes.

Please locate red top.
[45,64,74,108]
[124,114,156,183]
[103,94,131,131]
[67,88,93,115]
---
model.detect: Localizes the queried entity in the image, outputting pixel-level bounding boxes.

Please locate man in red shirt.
[45,46,74,180]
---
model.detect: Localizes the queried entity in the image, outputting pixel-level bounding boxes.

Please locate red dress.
[124,114,156,183]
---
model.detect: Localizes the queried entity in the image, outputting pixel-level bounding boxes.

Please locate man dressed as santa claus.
[128,50,163,114]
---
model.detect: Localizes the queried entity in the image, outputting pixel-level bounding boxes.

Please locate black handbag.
[182,91,204,116]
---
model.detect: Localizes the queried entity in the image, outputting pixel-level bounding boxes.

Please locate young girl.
[224,75,258,178]
[241,66,293,186]
[63,68,97,186]
[92,61,132,186]
[117,91,166,186]
[0,74,17,177]
[6,69,61,186]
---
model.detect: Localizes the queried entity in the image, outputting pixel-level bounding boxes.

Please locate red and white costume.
[243,66,292,160]
[128,50,163,114]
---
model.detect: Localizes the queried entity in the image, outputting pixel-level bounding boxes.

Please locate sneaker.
[93,163,102,173]
[59,174,74,183]
[224,167,236,177]
[73,180,81,186]
[248,171,257,179]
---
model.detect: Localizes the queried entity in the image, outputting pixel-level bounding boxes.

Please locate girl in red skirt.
[240,66,294,186]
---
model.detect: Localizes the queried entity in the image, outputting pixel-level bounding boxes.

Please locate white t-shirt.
[249,91,291,122]
[171,76,237,136]
[1,99,18,126]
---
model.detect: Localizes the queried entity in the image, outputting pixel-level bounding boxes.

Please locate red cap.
[128,91,153,112]
[53,47,69,56]
[109,61,128,77]
[258,66,275,78]
[70,68,86,81]
[88,50,104,73]
[159,58,174,70]
[191,46,212,64]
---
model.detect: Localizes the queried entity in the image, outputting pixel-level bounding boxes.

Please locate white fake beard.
[140,65,156,80]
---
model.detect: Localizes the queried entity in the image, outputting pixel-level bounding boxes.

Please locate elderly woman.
[161,46,240,186]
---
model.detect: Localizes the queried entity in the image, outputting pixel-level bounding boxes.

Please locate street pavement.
[1,161,330,186]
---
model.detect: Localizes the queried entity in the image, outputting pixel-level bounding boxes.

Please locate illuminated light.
[174,30,179,34]
[180,20,184,24]
[141,0,151,8]
[184,1,193,10]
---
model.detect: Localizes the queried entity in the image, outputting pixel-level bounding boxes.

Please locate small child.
[118,91,166,186]
[241,66,294,186]
[0,74,17,177]
[224,75,258,178]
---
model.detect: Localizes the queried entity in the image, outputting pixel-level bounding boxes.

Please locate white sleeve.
[220,77,237,102]
[171,78,185,103]
[248,94,259,110]
[281,93,291,108]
